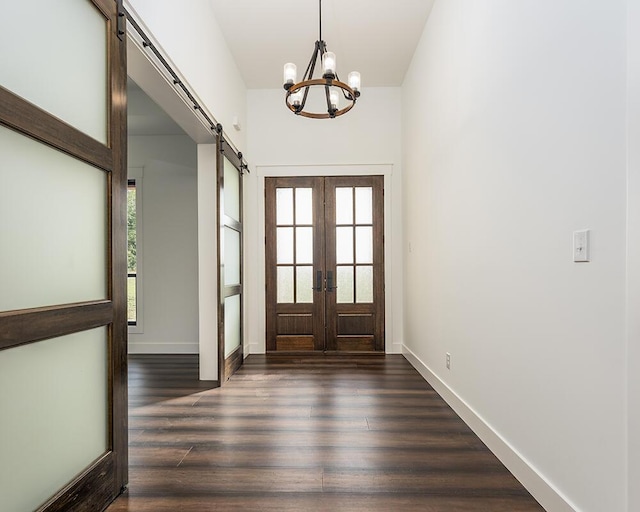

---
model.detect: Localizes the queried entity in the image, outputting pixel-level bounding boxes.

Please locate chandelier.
[283,0,361,119]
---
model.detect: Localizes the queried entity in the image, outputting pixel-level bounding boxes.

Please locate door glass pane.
[355,226,373,264]
[277,266,294,303]
[1,0,107,143]
[336,226,354,264]
[296,227,313,264]
[295,188,313,224]
[224,227,241,285]
[0,125,107,312]
[224,294,241,357]
[277,227,294,264]
[296,266,313,303]
[356,266,374,303]
[224,157,241,222]
[276,188,294,225]
[335,187,353,224]
[0,328,107,512]
[337,266,355,303]
[355,187,373,224]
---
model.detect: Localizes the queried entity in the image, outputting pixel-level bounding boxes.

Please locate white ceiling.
[127,79,187,136]
[210,0,436,89]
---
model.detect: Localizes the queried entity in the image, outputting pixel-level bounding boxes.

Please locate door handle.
[313,270,323,292]
[327,270,336,292]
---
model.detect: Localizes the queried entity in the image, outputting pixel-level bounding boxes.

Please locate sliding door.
[0,1,128,511]
[218,138,245,382]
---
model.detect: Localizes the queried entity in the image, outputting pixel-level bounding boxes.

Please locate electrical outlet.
[446,352,451,370]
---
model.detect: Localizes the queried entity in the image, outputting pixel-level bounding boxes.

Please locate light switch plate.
[573,229,590,262]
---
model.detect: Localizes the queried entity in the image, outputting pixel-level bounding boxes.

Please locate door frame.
[265,175,385,353]
[251,164,399,355]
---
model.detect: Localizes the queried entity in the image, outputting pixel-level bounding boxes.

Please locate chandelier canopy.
[283,0,361,119]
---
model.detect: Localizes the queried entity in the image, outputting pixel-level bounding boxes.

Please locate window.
[127,171,143,333]
[127,179,137,326]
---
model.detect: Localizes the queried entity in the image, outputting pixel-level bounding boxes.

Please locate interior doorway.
[265,176,385,352]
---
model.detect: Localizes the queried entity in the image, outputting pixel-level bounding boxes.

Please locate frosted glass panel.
[336,227,354,264]
[277,227,294,264]
[224,157,241,222]
[356,266,374,303]
[355,187,373,224]
[356,227,373,264]
[276,188,294,225]
[296,227,313,264]
[295,188,313,224]
[277,267,294,303]
[224,294,241,357]
[336,187,353,224]
[296,266,313,304]
[337,266,354,303]
[224,227,241,285]
[1,0,107,143]
[0,125,107,312]
[0,328,107,512]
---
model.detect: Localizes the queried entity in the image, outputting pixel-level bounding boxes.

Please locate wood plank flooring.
[107,354,545,511]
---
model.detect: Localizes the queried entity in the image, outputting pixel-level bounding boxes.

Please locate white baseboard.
[128,342,199,354]
[402,345,578,512]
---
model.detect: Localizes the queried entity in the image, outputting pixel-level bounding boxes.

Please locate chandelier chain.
[319,0,322,42]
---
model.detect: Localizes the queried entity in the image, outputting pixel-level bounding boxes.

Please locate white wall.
[125,0,247,367]
[126,0,247,152]
[245,87,403,354]
[628,0,640,510]
[402,2,627,511]
[197,143,219,380]
[128,135,199,353]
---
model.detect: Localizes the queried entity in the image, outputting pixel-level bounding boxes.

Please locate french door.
[265,176,384,352]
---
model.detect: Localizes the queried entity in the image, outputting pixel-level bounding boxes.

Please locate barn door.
[219,138,245,381]
[0,0,128,510]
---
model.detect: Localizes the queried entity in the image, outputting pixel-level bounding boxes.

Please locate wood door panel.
[276,336,315,351]
[277,314,314,335]
[336,313,374,335]
[334,337,376,351]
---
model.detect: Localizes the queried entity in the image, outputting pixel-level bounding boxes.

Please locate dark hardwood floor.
[107,354,545,511]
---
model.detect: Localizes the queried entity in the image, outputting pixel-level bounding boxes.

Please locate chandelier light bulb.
[329,89,340,111]
[283,63,297,87]
[290,90,303,108]
[322,52,336,77]
[348,71,361,93]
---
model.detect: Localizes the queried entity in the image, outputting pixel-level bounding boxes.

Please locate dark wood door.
[265,176,384,352]
[218,138,245,382]
[0,0,127,510]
